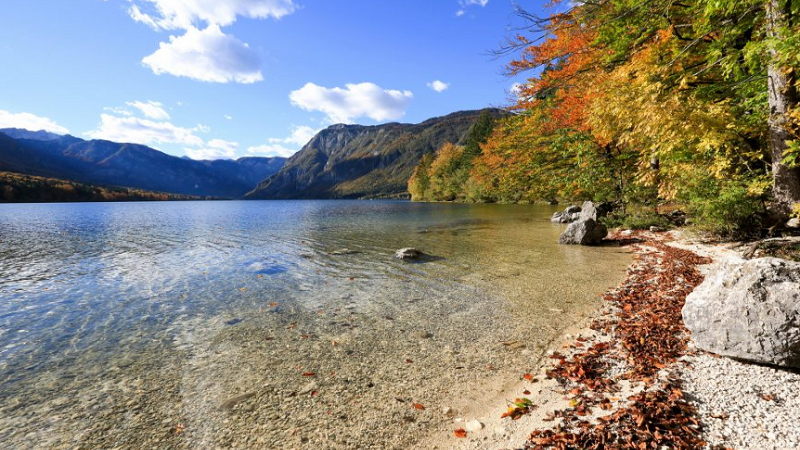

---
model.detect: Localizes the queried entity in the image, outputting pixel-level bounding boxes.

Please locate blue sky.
[0,0,545,159]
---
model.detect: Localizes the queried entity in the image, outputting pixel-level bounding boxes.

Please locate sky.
[0,0,546,160]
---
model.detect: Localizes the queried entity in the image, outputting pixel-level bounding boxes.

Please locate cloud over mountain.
[0,109,70,134]
[289,82,413,124]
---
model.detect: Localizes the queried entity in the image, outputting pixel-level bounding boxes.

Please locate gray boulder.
[682,257,800,368]
[558,218,608,245]
[551,205,582,223]
[578,201,612,221]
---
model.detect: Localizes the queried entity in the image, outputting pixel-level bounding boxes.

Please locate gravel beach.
[431,231,800,450]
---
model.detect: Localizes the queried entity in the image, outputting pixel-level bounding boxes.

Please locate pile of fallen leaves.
[519,232,711,450]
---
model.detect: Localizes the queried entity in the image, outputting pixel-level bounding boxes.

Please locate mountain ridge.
[247,108,506,199]
[0,132,286,198]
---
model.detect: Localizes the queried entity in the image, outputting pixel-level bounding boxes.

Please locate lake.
[0,200,630,449]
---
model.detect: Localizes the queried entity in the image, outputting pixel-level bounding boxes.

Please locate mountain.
[0,128,63,141]
[246,109,506,199]
[0,133,286,198]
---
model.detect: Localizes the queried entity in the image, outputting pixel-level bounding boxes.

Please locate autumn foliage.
[410,0,800,231]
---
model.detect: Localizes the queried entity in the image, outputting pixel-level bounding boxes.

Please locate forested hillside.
[0,171,204,203]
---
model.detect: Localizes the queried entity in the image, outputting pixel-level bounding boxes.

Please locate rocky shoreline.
[427,230,800,450]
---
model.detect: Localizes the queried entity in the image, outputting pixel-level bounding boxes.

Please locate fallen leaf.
[302,372,316,377]
[453,428,467,438]
[412,403,425,410]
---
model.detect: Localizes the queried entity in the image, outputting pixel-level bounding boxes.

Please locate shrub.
[677,175,766,239]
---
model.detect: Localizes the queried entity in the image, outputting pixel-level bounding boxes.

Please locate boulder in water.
[551,205,582,223]
[558,218,608,245]
[395,248,423,260]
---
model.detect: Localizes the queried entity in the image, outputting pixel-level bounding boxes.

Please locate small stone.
[413,331,433,339]
[299,382,318,395]
[649,226,667,232]
[465,419,484,432]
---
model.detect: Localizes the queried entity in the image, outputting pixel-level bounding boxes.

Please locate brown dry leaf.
[412,403,425,410]
[302,372,316,377]
[453,428,467,438]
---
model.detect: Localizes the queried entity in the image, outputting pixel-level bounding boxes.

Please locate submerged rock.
[395,248,422,260]
[330,248,360,256]
[682,257,800,369]
[219,392,256,410]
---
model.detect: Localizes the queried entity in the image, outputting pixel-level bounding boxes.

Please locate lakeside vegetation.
[0,171,206,203]
[410,0,800,238]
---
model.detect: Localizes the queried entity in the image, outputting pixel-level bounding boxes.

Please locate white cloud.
[142,25,263,84]
[246,144,296,158]
[85,113,205,147]
[127,0,297,31]
[427,80,450,93]
[127,100,170,120]
[184,138,239,160]
[87,102,242,160]
[126,1,296,84]
[269,125,319,147]
[510,82,523,94]
[0,109,69,134]
[224,114,233,120]
[251,125,319,158]
[289,82,413,124]
[456,0,488,15]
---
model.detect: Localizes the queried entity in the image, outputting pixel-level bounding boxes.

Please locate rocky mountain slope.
[246,109,505,199]
[0,132,285,198]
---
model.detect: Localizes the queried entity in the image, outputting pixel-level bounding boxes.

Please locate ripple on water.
[0,201,630,449]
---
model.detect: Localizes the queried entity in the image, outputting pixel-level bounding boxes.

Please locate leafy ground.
[486,232,716,450]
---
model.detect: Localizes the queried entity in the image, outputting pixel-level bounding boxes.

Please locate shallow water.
[0,200,630,449]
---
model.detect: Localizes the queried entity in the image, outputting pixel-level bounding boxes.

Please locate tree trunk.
[766,0,800,216]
